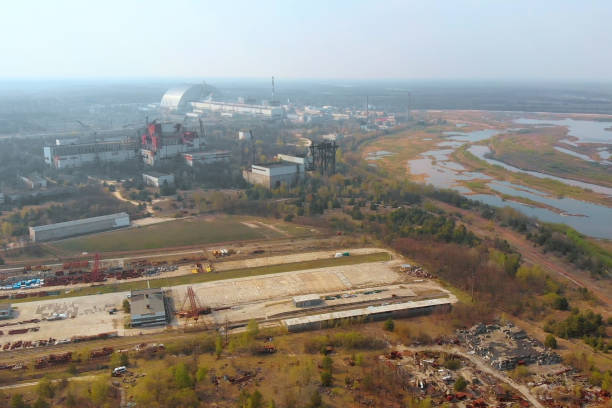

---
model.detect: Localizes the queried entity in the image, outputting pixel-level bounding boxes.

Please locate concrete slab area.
[176,260,403,308]
[0,253,450,350]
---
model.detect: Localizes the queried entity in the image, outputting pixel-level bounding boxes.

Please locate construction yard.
[0,248,454,356]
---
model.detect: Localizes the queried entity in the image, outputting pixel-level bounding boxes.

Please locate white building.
[276,154,311,172]
[55,138,79,146]
[238,130,252,141]
[43,140,138,169]
[321,133,343,142]
[142,172,175,188]
[183,151,231,166]
[20,175,47,189]
[243,163,303,189]
[29,212,130,242]
[191,101,283,119]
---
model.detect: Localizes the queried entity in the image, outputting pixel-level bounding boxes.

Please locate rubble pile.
[457,322,561,371]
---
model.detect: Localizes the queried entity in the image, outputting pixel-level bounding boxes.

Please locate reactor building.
[140,121,204,166]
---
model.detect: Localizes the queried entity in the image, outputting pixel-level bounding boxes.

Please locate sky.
[1,0,611,81]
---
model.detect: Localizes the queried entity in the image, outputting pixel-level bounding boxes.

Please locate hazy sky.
[1,0,611,80]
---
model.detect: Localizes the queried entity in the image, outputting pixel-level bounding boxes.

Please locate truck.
[112,366,127,377]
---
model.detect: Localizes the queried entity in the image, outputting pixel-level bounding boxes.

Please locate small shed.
[0,303,12,320]
[293,294,322,308]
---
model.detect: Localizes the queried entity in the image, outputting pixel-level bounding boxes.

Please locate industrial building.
[129,288,169,327]
[143,172,175,188]
[242,162,303,189]
[0,304,11,320]
[140,121,204,166]
[283,298,452,332]
[20,175,47,189]
[29,212,130,242]
[183,151,231,166]
[43,139,138,169]
[238,130,252,141]
[293,294,323,308]
[55,138,79,146]
[191,100,283,119]
[276,154,312,172]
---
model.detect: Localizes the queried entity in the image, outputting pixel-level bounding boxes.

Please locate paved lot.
[4,291,129,344]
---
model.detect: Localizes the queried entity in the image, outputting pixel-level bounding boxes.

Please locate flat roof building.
[192,100,283,119]
[29,212,130,242]
[183,151,231,166]
[243,162,303,189]
[20,175,47,190]
[293,294,322,308]
[0,304,11,320]
[43,140,138,169]
[283,298,452,332]
[130,289,168,327]
[143,172,175,188]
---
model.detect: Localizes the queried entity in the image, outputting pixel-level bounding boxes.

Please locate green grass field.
[11,252,391,303]
[49,216,293,254]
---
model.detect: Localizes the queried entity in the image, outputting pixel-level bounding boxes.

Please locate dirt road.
[399,344,544,408]
[0,374,100,390]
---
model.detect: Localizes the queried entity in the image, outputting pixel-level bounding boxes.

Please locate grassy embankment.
[452,145,611,206]
[489,131,612,188]
[10,252,391,304]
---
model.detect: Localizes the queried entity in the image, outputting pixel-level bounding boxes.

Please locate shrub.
[320,370,332,387]
[443,358,461,370]
[383,318,395,332]
[454,376,467,392]
[544,334,558,349]
[321,356,333,372]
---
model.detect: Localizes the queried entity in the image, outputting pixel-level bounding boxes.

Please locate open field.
[48,215,312,255]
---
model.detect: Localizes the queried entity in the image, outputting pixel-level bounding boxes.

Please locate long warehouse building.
[29,212,130,242]
[283,298,452,332]
[43,140,138,169]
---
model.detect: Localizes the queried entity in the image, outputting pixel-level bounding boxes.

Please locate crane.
[90,253,103,282]
[177,287,210,321]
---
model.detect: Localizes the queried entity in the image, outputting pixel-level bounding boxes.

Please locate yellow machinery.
[192,263,214,274]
